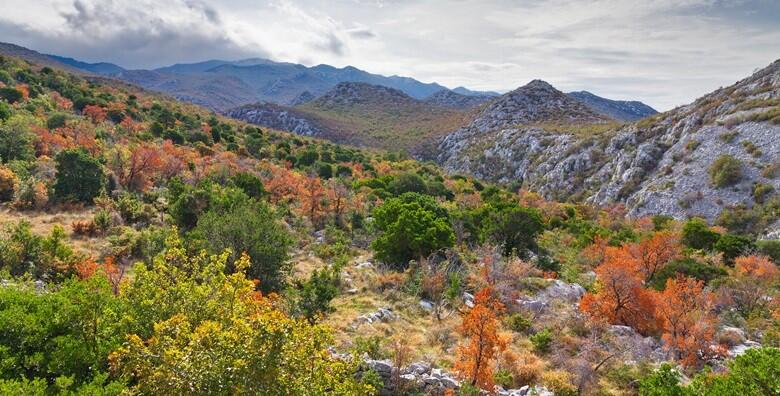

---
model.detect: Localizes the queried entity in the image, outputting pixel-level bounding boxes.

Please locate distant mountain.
[47,55,126,76]
[568,90,657,121]
[452,86,501,97]
[229,82,469,152]
[0,42,86,73]
[423,89,494,109]
[35,48,460,110]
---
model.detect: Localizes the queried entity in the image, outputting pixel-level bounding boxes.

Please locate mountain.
[228,82,470,152]
[568,90,658,121]
[452,86,501,97]
[47,54,126,76]
[0,42,87,73]
[423,89,495,109]
[31,47,457,110]
[436,60,780,228]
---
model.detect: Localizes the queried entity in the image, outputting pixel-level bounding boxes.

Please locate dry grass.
[0,205,107,258]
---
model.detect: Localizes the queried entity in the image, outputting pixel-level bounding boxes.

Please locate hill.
[229,82,470,152]
[437,59,780,233]
[568,90,658,121]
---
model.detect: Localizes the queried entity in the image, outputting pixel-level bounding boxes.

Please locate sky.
[1,0,779,110]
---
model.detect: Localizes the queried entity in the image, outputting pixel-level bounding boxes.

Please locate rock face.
[568,90,658,121]
[225,102,327,137]
[437,59,780,230]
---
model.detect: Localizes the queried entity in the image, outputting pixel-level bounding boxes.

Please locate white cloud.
[1,0,779,110]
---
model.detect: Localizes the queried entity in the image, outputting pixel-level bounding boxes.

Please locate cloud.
[1,0,779,110]
[347,27,377,39]
[0,0,267,68]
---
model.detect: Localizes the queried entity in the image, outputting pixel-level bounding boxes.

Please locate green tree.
[0,276,125,389]
[289,267,340,323]
[0,87,22,103]
[389,172,427,196]
[0,114,38,163]
[193,199,292,292]
[54,148,105,203]
[681,218,720,251]
[714,234,755,265]
[231,172,265,199]
[371,192,454,269]
[483,204,544,257]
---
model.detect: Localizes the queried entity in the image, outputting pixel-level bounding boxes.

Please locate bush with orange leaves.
[727,254,780,317]
[454,286,508,390]
[654,275,720,368]
[580,246,659,335]
[71,219,98,237]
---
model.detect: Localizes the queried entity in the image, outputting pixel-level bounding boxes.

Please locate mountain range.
[0,42,656,123]
[11,40,773,230]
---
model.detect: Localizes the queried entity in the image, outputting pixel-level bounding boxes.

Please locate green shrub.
[0,101,11,121]
[757,240,780,264]
[288,267,340,324]
[709,154,743,187]
[0,87,22,103]
[752,183,775,203]
[506,313,532,333]
[371,192,454,269]
[351,336,386,359]
[714,234,756,265]
[230,172,265,199]
[640,348,780,395]
[530,328,553,354]
[482,204,544,257]
[389,172,427,196]
[46,112,69,129]
[192,199,292,293]
[649,258,727,290]
[682,218,720,250]
[53,148,105,203]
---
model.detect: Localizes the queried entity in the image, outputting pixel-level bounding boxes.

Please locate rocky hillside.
[568,90,658,121]
[437,59,780,233]
[423,89,495,109]
[225,102,328,137]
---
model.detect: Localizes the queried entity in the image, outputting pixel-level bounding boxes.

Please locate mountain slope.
[47,54,126,76]
[437,60,780,230]
[228,82,470,152]
[423,89,495,109]
[568,90,658,121]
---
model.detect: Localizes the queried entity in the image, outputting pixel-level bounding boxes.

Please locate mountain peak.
[524,79,556,90]
[467,80,607,129]
[311,81,417,107]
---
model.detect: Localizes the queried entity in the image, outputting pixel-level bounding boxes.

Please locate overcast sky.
[1,0,779,110]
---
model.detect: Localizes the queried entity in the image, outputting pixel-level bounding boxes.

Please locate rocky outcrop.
[362,358,552,396]
[437,59,780,227]
[225,102,327,137]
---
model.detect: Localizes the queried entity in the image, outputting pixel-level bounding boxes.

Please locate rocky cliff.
[437,60,780,232]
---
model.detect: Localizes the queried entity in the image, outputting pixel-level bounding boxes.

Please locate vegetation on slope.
[0,53,777,396]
